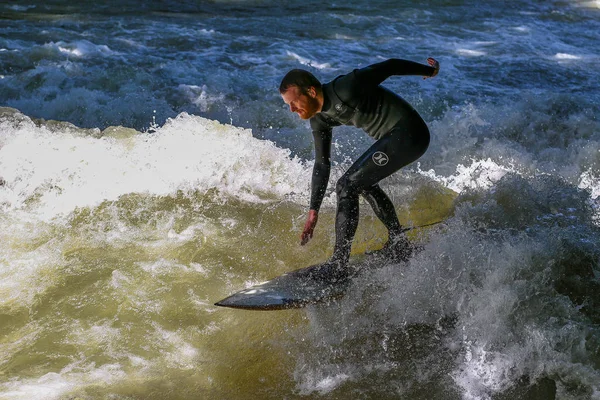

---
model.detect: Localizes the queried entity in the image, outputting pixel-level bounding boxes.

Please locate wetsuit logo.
[372,151,389,166]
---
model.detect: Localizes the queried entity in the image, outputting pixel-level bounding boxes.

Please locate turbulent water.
[1,1,600,399]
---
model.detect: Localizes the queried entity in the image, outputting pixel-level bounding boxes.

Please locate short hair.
[279,69,322,94]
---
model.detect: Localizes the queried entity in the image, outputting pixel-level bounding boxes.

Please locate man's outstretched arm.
[355,58,440,86]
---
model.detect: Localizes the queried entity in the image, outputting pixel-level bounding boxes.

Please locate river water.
[1,1,600,399]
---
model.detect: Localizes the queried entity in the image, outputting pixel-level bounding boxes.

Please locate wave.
[1,103,600,399]
[0,108,310,221]
[294,174,600,399]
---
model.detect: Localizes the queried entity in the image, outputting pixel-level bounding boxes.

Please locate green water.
[0,185,455,399]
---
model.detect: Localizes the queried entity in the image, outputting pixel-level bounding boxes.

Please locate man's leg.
[330,122,430,266]
[360,184,404,237]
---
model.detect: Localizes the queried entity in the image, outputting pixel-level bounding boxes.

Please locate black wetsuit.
[309,59,435,265]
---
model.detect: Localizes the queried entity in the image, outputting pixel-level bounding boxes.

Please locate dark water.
[1,1,600,399]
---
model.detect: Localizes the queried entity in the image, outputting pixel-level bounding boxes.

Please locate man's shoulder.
[328,71,357,88]
[328,70,363,103]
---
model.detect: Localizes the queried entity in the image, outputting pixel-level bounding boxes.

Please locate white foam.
[0,112,310,221]
[453,343,517,399]
[152,323,199,369]
[456,49,487,57]
[577,0,600,8]
[0,363,125,400]
[137,258,189,276]
[418,158,513,193]
[579,169,600,199]
[297,372,352,395]
[178,84,225,112]
[285,51,331,69]
[5,5,36,11]
[511,26,530,32]
[45,40,115,58]
[0,216,62,308]
[554,53,581,60]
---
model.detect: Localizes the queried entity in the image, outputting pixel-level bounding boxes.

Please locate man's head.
[279,69,323,120]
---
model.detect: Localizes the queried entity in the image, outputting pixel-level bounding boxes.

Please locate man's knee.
[336,174,359,199]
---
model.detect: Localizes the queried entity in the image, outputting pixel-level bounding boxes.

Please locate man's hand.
[300,209,319,245]
[424,57,440,79]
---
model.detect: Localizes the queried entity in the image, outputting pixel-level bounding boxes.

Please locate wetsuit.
[309,59,435,265]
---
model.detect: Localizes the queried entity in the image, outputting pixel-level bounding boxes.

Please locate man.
[280,57,439,275]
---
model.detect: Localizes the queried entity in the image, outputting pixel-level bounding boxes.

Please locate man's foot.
[308,259,354,283]
[368,235,414,262]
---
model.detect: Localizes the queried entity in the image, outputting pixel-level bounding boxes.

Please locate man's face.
[281,86,320,120]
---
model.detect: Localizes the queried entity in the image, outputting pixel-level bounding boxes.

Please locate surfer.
[280,57,439,273]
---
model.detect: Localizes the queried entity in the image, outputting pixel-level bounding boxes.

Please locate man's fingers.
[424,58,439,79]
[300,210,318,245]
[300,229,313,245]
[427,57,439,68]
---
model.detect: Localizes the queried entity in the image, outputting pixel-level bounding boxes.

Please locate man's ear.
[307,87,316,98]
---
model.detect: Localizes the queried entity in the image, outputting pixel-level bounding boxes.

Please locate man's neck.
[317,90,327,113]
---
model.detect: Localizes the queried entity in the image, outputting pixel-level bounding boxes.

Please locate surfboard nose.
[215,288,291,310]
[214,262,354,311]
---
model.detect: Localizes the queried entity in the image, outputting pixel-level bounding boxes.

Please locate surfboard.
[215,222,443,311]
[214,261,357,310]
